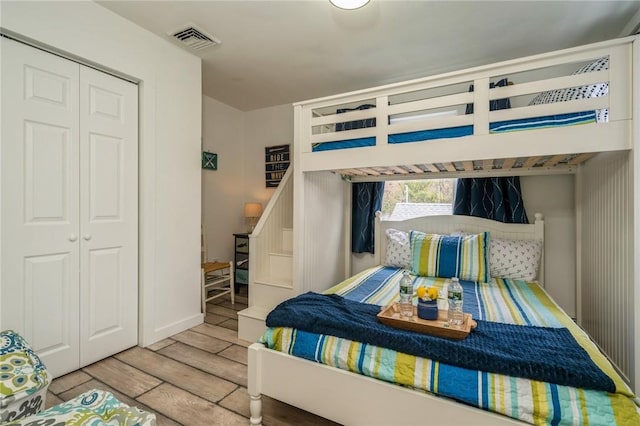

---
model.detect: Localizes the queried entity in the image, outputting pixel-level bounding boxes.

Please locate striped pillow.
[409,231,491,283]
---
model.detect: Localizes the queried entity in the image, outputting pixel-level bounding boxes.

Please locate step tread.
[238,306,271,320]
[269,251,293,257]
[254,278,293,289]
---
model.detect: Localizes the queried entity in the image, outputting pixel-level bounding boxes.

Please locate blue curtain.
[453,177,528,223]
[352,182,385,253]
[454,78,529,223]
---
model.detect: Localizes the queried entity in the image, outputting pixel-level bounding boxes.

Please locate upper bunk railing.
[294,36,636,176]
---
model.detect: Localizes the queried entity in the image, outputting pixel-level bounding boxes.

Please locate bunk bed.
[248,36,639,425]
[295,38,632,180]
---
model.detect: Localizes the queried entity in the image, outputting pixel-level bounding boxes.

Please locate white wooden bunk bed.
[248,36,639,425]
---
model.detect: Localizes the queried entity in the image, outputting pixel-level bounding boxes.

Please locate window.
[381,179,455,220]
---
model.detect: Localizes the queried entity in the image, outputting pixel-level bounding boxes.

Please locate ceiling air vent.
[169,24,221,51]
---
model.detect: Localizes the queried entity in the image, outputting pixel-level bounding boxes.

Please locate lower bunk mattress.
[260,266,640,425]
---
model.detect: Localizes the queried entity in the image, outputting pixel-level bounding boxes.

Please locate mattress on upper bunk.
[389,110,598,144]
[260,265,640,425]
[312,110,598,152]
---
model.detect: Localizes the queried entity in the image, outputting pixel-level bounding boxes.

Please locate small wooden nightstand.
[234,233,249,294]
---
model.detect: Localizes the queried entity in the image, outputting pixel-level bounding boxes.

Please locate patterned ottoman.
[2,389,156,426]
[1,330,51,422]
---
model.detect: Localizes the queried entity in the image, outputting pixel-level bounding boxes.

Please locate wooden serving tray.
[377,303,477,340]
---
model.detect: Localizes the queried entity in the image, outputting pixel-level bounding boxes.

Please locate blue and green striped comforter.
[261,266,640,425]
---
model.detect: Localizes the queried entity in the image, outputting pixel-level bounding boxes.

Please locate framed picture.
[202,151,217,170]
[265,144,290,187]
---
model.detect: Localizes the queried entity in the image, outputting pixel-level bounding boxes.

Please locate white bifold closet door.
[1,38,138,377]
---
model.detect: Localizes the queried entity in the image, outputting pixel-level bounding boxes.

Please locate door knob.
[68,234,77,242]
[83,234,92,241]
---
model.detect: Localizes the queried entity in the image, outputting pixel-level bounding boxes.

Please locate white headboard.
[374,212,545,286]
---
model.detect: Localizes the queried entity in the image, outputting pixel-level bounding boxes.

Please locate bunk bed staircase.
[238,167,294,342]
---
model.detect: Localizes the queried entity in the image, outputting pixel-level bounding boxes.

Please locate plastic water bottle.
[439,278,450,311]
[447,277,464,326]
[398,270,413,317]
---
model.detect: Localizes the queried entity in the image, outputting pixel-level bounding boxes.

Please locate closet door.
[1,38,139,377]
[78,67,138,366]
[1,38,81,375]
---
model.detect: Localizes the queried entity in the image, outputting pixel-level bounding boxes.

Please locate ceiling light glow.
[329,0,370,10]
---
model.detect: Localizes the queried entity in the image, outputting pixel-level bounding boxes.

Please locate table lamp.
[244,202,263,233]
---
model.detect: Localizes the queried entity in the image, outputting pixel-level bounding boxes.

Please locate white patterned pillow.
[490,238,542,281]
[529,56,609,122]
[384,228,411,268]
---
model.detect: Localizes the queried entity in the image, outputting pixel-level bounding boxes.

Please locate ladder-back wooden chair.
[201,224,234,312]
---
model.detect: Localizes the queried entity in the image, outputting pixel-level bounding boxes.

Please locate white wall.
[245,104,294,203]
[297,172,350,294]
[577,151,634,386]
[202,97,293,263]
[1,0,203,346]
[520,174,576,317]
[202,96,246,263]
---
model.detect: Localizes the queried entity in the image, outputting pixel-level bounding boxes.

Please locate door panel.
[87,248,121,338]
[25,64,72,108]
[1,38,80,377]
[79,66,138,367]
[89,133,122,220]
[24,121,70,222]
[25,253,74,366]
[89,85,124,121]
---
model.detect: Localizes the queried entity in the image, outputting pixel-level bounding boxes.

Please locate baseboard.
[141,312,204,347]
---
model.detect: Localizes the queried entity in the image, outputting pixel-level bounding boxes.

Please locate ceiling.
[97,1,640,112]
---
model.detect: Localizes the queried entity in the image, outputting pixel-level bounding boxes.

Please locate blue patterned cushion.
[2,389,155,426]
[1,330,51,422]
[410,231,490,283]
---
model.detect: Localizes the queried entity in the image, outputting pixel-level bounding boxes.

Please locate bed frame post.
[632,35,640,395]
[374,211,382,265]
[248,343,263,426]
[473,77,490,136]
[533,212,545,287]
[249,395,262,426]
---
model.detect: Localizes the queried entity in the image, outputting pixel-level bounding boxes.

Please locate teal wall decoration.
[202,151,217,170]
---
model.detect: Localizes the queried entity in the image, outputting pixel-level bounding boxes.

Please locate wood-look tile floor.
[45,287,340,426]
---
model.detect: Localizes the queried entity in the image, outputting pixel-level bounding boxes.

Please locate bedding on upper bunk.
[312,110,598,152]
[260,266,640,425]
[312,56,609,152]
[386,110,598,144]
